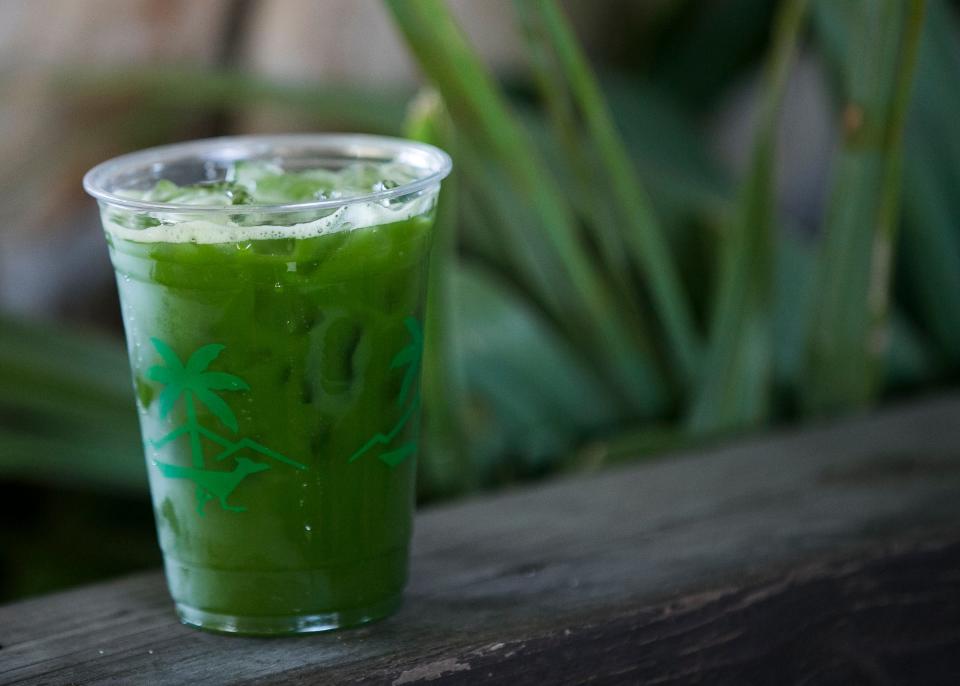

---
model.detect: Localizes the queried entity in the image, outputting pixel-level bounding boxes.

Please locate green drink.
[84,135,451,634]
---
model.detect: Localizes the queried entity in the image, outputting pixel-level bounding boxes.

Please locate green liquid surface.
[108,201,433,632]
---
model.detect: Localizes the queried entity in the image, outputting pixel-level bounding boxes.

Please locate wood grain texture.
[2,394,959,685]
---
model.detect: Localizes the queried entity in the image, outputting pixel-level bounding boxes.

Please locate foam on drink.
[102,160,436,244]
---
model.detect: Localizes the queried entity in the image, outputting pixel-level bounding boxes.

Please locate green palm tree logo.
[147,338,306,516]
[348,317,422,467]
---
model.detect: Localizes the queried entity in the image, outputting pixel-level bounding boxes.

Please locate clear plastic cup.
[84,134,451,634]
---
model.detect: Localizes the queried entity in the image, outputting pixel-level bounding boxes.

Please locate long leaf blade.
[516,0,702,389]
[899,0,960,367]
[383,0,666,415]
[804,0,926,413]
[689,0,809,433]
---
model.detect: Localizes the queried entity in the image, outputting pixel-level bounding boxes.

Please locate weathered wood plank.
[1,394,959,685]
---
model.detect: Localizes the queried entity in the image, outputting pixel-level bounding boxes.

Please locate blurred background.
[1,0,956,601]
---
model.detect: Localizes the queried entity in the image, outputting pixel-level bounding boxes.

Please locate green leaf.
[150,338,184,372]
[60,66,409,135]
[146,365,174,385]
[157,383,183,419]
[186,343,225,374]
[0,314,143,493]
[898,0,960,367]
[515,0,702,389]
[390,347,417,370]
[601,74,730,220]
[383,0,667,416]
[193,388,239,433]
[804,0,927,414]
[772,231,818,390]
[513,6,637,308]
[379,443,416,468]
[453,263,623,477]
[405,88,477,498]
[403,316,423,345]
[0,316,133,402]
[0,427,145,494]
[199,372,249,392]
[689,0,809,434]
[397,365,419,410]
[773,225,936,398]
[900,147,960,366]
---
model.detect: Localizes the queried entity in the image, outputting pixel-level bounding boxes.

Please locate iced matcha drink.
[84,135,451,634]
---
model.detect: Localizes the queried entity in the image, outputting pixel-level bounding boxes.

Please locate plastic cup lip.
[83,133,453,215]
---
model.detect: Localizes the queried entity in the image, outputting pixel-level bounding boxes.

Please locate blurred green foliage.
[2,0,957,600]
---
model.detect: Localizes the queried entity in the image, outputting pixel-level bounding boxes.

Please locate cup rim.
[83,133,452,215]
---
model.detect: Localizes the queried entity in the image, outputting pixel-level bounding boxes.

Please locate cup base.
[175,594,402,635]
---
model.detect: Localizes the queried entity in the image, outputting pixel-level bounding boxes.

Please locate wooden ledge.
[2,395,959,684]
